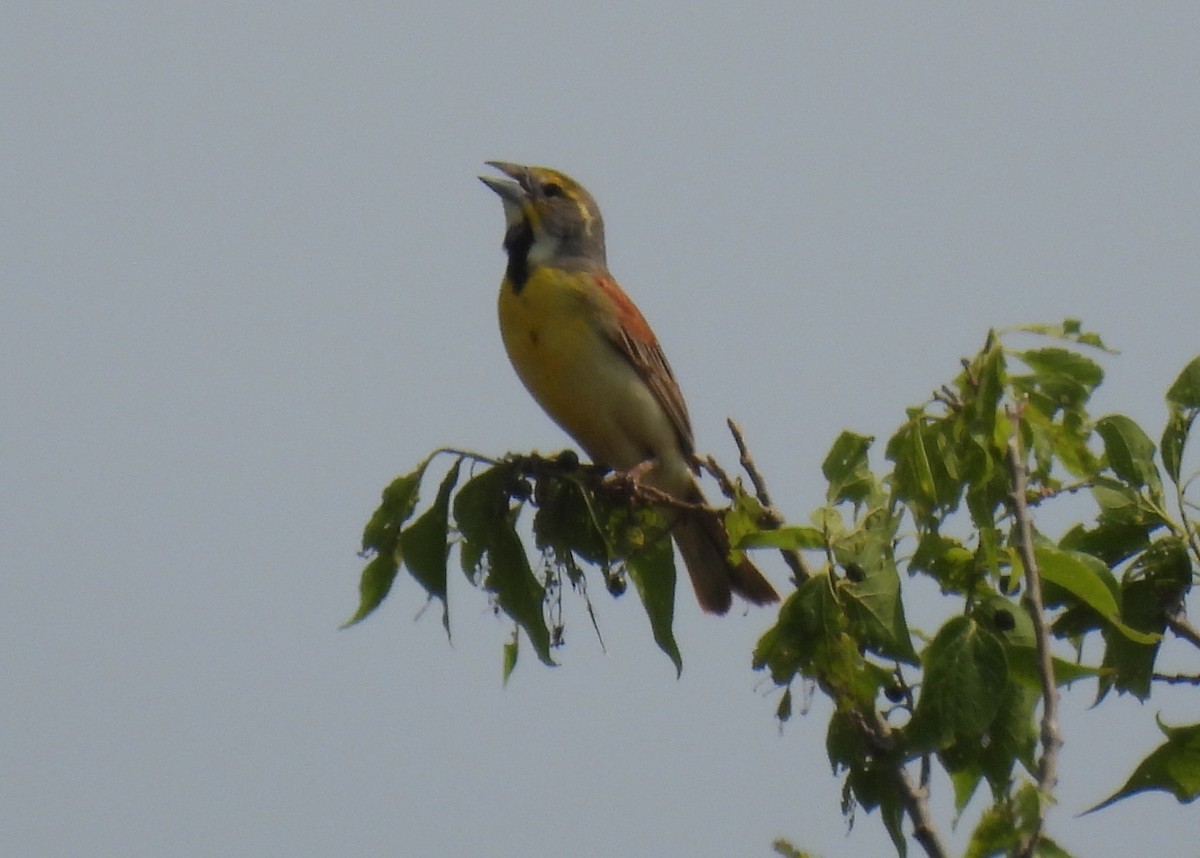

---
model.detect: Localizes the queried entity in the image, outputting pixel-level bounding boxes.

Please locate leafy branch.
[347,321,1200,855]
[1005,404,1061,857]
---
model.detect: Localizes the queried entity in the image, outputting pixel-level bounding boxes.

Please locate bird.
[479,161,779,614]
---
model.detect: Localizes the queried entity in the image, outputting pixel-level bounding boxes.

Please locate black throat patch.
[502,222,534,293]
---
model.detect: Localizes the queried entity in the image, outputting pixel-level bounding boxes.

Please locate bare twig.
[724,419,812,583]
[1006,404,1062,858]
[1152,671,1200,686]
[700,454,741,503]
[728,419,776,506]
[932,384,962,411]
[1165,604,1200,652]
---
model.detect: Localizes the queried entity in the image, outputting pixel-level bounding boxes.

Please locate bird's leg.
[619,458,657,484]
[602,457,659,503]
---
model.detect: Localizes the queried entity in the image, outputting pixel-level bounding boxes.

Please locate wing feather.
[590,273,695,456]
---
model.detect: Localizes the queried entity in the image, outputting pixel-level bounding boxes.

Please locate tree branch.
[723,419,812,583]
[899,764,950,858]
[845,709,949,858]
[1006,405,1062,858]
[1165,604,1200,653]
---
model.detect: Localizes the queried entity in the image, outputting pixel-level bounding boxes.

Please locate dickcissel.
[480,161,779,615]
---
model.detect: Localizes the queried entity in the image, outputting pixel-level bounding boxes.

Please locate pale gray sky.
[4,4,1198,856]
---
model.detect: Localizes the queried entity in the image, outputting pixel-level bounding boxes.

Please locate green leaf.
[1034,546,1159,645]
[978,682,1039,790]
[810,504,847,540]
[1087,720,1200,812]
[1016,347,1104,390]
[906,616,1008,751]
[1009,319,1111,351]
[1004,645,1102,688]
[399,458,462,610]
[822,430,875,504]
[755,573,855,690]
[1161,406,1195,485]
[453,462,517,580]
[967,783,1074,858]
[1091,477,1142,525]
[453,462,516,543]
[361,460,430,553]
[770,838,817,858]
[1098,578,1161,701]
[341,552,400,628]
[775,687,792,723]
[739,526,826,551]
[754,578,827,684]
[1059,517,1154,567]
[1011,346,1104,423]
[909,531,980,595]
[346,457,436,628]
[1166,355,1200,408]
[886,418,961,523]
[1096,414,1162,495]
[980,594,1103,685]
[940,678,1039,812]
[964,798,1020,858]
[451,462,553,667]
[827,711,908,855]
[625,534,682,676]
[532,475,611,566]
[850,764,907,857]
[1097,537,1192,701]
[486,521,554,667]
[963,333,1006,439]
[502,634,518,685]
[835,508,916,663]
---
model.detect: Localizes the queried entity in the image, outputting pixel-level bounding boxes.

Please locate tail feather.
[671,508,780,615]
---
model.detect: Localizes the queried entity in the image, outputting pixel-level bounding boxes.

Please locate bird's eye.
[542,182,564,198]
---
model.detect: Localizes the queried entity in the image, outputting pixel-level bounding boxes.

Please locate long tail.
[671,507,780,615]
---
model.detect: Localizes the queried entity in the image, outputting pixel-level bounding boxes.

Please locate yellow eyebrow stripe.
[573,195,596,236]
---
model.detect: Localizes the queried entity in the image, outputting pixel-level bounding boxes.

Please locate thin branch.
[1006,404,1062,858]
[845,708,949,858]
[1175,479,1200,571]
[724,419,812,583]
[698,454,739,502]
[728,419,776,507]
[1152,671,1200,686]
[716,426,944,855]
[1165,604,1200,653]
[1026,478,1094,506]
[520,453,712,515]
[433,446,502,466]
[900,765,949,858]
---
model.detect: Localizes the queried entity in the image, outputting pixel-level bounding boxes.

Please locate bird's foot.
[602,458,658,502]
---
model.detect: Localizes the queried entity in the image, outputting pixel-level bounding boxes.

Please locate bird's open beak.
[479,161,530,205]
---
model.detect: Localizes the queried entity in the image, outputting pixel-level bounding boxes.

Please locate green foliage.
[349,322,1200,857]
[1087,718,1200,812]
[742,323,1198,856]
[347,451,688,672]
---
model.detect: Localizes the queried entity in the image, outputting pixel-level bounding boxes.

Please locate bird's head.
[480,162,607,270]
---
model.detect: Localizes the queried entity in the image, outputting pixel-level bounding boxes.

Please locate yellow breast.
[497,267,682,475]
